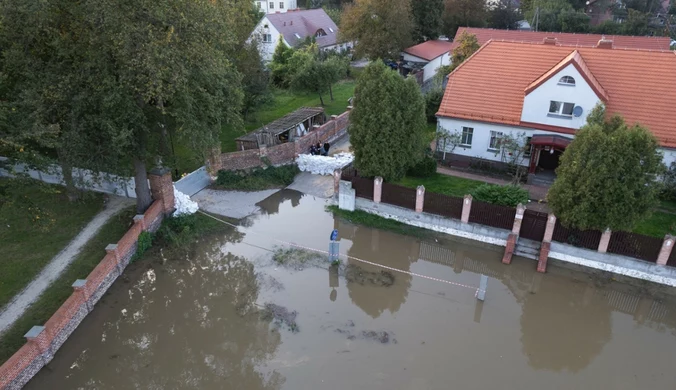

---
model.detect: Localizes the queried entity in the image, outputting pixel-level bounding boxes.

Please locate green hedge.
[471,184,529,207]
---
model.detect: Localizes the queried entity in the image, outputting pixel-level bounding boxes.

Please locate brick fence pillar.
[502,234,517,265]
[106,244,122,276]
[598,229,612,253]
[512,203,526,235]
[72,279,92,312]
[537,214,557,273]
[24,326,52,365]
[207,146,222,176]
[415,186,425,213]
[656,234,675,265]
[373,177,383,204]
[133,214,146,231]
[461,195,472,223]
[149,167,175,215]
[333,169,342,197]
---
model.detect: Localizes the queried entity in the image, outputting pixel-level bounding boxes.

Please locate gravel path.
[0,195,134,335]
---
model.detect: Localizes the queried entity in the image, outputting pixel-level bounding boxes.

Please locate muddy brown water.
[27,190,676,389]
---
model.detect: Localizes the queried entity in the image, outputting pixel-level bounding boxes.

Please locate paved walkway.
[0,195,134,335]
[436,166,551,212]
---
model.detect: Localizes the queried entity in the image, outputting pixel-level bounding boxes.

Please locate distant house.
[253,0,298,14]
[436,38,676,182]
[451,27,673,51]
[250,9,351,62]
[401,40,454,82]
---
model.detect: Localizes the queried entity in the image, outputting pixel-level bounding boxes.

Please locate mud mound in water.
[345,264,395,287]
[331,322,397,344]
[272,247,326,269]
[261,303,299,333]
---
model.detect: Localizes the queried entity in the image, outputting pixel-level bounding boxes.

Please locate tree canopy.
[548,105,665,232]
[349,61,426,181]
[340,0,413,59]
[412,0,444,43]
[442,0,486,38]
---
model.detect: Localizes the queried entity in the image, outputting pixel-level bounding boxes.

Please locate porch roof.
[530,134,572,149]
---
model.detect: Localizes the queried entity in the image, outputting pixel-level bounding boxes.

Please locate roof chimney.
[596,38,613,49]
[290,20,293,25]
[543,37,557,45]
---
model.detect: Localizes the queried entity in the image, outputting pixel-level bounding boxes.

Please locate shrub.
[471,184,529,207]
[424,89,444,123]
[660,162,676,201]
[215,165,300,191]
[407,156,437,178]
[155,213,225,248]
[132,231,153,262]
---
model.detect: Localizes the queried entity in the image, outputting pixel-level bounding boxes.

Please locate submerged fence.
[338,169,674,267]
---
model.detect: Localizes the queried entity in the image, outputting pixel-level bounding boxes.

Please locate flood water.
[27,190,676,389]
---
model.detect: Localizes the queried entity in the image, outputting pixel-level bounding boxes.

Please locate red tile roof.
[452,27,672,51]
[403,40,454,61]
[437,40,676,147]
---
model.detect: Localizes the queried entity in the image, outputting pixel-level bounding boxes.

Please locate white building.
[401,40,453,82]
[436,38,676,182]
[253,0,298,14]
[249,8,351,62]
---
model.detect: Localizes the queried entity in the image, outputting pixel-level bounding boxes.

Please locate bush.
[660,162,676,201]
[407,156,437,178]
[215,165,300,191]
[471,184,529,207]
[425,89,444,123]
[132,231,153,262]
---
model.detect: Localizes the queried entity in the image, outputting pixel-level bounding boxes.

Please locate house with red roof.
[436,37,676,183]
[250,9,351,62]
[402,40,454,82]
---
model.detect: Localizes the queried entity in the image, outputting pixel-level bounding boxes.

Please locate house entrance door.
[538,149,562,170]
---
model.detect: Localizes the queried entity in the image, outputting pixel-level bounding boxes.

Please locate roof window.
[315,29,327,37]
[294,33,301,39]
[558,76,575,86]
[329,27,334,33]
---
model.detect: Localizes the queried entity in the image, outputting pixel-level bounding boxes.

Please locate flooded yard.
[26,190,676,389]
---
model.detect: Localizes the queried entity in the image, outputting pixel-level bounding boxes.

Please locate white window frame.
[460,127,473,147]
[488,131,503,151]
[269,1,274,8]
[257,2,262,9]
[279,1,284,8]
[558,76,576,86]
[524,136,532,157]
[548,101,575,118]
[262,33,272,43]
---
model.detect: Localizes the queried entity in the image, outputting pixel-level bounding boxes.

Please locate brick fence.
[208,110,350,174]
[336,170,676,274]
[0,169,175,390]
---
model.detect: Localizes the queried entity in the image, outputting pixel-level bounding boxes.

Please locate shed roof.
[236,107,325,142]
[403,40,454,61]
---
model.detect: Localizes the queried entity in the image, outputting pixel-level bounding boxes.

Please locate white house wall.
[521,63,601,130]
[422,53,451,82]
[402,53,427,63]
[250,17,285,62]
[253,0,298,14]
[437,117,572,167]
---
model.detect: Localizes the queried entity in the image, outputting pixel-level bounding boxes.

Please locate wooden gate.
[519,209,548,242]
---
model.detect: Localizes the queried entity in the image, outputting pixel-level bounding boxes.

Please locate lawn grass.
[632,211,676,238]
[0,180,104,310]
[327,205,430,239]
[397,173,487,198]
[0,205,135,365]
[658,199,676,213]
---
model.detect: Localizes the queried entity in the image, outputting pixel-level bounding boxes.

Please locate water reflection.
[340,219,417,318]
[256,190,303,215]
[27,230,285,390]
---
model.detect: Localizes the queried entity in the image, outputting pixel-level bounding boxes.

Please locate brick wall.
[0,182,171,389]
[218,111,350,172]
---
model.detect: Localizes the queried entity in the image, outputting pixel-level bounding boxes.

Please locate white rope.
[197,210,485,297]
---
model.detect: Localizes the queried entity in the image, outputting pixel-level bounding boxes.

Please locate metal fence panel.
[381,182,417,210]
[468,200,515,230]
[520,209,548,242]
[423,192,463,219]
[607,231,662,263]
[552,221,602,251]
[351,176,373,200]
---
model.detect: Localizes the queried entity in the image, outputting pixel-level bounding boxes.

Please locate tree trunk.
[318,92,325,106]
[329,84,334,101]
[57,149,79,201]
[133,156,153,213]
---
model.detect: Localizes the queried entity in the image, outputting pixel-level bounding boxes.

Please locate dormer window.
[315,29,327,38]
[558,76,575,86]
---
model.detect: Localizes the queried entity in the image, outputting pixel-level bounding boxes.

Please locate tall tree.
[442,0,486,38]
[525,0,574,32]
[488,0,522,30]
[349,62,426,181]
[451,31,480,67]
[340,0,413,59]
[548,105,665,231]
[559,10,591,32]
[412,0,444,42]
